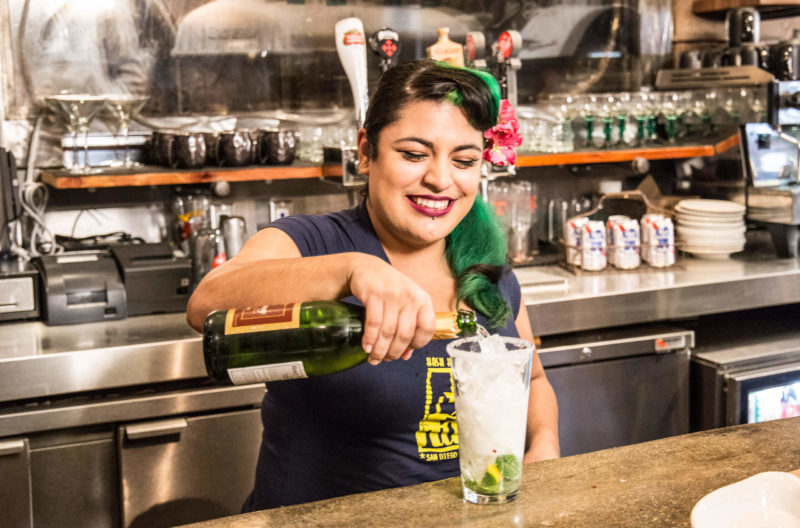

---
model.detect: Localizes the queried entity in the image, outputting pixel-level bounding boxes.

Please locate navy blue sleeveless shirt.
[243,201,521,511]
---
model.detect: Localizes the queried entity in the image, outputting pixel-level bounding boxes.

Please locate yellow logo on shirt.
[416,356,459,462]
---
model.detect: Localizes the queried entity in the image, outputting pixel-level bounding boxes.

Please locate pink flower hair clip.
[483,99,523,167]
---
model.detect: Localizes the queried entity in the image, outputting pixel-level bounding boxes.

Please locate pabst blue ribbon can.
[565,217,588,266]
[615,219,641,269]
[606,215,630,267]
[581,220,607,271]
[640,213,664,264]
[649,217,675,268]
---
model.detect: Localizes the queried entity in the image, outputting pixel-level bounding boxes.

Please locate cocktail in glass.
[447,335,533,504]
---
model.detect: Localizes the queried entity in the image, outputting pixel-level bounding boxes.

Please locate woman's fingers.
[367,300,399,365]
[384,304,419,361]
[361,296,383,362]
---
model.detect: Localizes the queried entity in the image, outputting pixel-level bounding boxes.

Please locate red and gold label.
[343,29,365,46]
[224,304,301,335]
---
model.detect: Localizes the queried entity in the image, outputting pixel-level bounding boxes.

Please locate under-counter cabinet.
[0,384,265,528]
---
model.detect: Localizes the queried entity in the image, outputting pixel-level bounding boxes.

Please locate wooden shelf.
[41,163,344,189]
[40,133,740,189]
[516,133,739,168]
[692,0,800,18]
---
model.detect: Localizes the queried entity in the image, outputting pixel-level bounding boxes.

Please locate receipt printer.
[34,251,127,325]
[110,242,191,316]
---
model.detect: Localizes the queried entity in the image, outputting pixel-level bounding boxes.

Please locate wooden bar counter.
[182,417,800,528]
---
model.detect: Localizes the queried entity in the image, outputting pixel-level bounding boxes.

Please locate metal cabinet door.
[546,351,689,457]
[29,431,118,528]
[0,437,32,528]
[117,408,262,528]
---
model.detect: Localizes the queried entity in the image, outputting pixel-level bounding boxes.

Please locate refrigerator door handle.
[0,438,26,456]
[124,418,188,440]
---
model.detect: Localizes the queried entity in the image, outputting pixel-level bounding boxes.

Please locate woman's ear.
[357,128,371,175]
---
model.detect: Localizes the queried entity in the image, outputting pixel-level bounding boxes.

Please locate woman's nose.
[421,156,453,190]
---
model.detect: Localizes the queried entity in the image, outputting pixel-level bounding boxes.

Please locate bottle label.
[228,361,308,384]
[224,304,301,335]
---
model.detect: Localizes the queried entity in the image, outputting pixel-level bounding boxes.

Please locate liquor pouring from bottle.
[187,59,559,512]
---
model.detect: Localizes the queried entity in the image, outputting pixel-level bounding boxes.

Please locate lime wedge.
[480,463,503,492]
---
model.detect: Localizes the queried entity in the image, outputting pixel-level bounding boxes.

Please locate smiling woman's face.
[358,99,484,251]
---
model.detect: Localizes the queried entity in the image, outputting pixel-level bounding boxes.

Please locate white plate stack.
[674,199,746,259]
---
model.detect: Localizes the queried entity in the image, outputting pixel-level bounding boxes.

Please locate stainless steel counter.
[0,313,203,402]
[523,248,800,335]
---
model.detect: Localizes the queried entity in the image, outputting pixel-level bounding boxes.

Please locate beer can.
[564,217,588,266]
[614,219,641,269]
[606,215,630,267]
[581,220,607,271]
[649,217,675,268]
[640,213,665,264]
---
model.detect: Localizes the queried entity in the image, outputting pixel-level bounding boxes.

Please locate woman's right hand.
[347,254,436,365]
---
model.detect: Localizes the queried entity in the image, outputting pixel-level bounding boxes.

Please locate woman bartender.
[187,59,559,511]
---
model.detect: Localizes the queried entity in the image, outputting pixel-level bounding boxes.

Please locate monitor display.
[747,380,800,423]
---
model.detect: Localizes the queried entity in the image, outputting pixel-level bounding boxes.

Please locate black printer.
[110,242,191,316]
[34,250,127,325]
[33,243,191,325]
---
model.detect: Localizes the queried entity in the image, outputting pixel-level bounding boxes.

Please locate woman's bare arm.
[186,227,437,364]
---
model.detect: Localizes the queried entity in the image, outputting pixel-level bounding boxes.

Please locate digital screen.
[747,381,800,423]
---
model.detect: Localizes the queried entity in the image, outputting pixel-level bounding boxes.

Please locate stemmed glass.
[600,94,616,148]
[545,94,578,153]
[44,94,107,174]
[631,91,653,146]
[614,92,632,146]
[660,91,682,143]
[721,87,741,124]
[104,94,149,169]
[578,94,599,148]
[704,90,720,133]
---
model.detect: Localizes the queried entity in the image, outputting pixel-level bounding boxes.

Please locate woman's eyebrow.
[452,144,482,153]
[392,138,481,153]
[392,137,433,149]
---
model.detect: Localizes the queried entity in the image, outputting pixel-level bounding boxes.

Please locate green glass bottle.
[203,300,477,385]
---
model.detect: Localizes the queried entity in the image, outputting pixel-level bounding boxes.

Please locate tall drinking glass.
[447,335,533,504]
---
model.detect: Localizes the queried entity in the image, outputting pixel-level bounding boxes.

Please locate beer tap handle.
[464,32,488,70]
[369,27,401,75]
[494,30,523,108]
[335,17,369,128]
[335,18,369,192]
